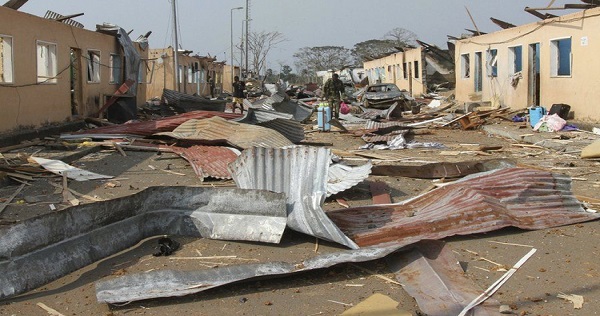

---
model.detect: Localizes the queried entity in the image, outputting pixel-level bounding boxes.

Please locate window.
[474,52,482,92]
[37,41,57,83]
[414,60,420,79]
[551,38,572,76]
[0,35,14,83]
[508,46,523,74]
[109,54,122,84]
[487,49,497,77]
[461,54,470,78]
[138,59,155,84]
[187,66,193,84]
[87,50,101,83]
[178,65,183,83]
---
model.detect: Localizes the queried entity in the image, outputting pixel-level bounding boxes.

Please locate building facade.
[0,7,148,133]
[454,7,600,122]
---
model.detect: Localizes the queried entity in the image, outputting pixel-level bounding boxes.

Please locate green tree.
[293,46,354,76]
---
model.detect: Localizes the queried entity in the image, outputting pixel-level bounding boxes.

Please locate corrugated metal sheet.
[63,111,241,138]
[251,93,312,122]
[0,187,287,299]
[171,146,239,179]
[252,93,286,110]
[365,121,409,129]
[361,131,407,143]
[257,118,305,143]
[157,117,293,149]
[44,10,84,28]
[229,146,359,249]
[162,89,227,112]
[328,162,372,197]
[387,241,500,316]
[327,167,600,247]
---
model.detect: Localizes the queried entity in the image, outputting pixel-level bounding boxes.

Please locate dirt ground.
[0,117,599,316]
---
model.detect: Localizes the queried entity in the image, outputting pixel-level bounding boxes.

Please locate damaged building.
[363,43,455,97]
[0,6,149,133]
[454,6,600,122]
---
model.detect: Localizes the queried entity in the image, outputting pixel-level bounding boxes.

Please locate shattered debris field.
[1,101,600,316]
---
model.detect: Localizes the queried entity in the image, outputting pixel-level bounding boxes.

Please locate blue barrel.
[529,106,547,128]
[317,105,331,131]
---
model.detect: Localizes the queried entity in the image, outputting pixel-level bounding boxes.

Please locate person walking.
[232,76,245,114]
[323,73,345,119]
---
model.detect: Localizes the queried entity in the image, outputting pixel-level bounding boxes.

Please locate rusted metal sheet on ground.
[369,181,392,204]
[229,146,361,249]
[327,168,600,247]
[156,116,294,149]
[361,130,408,143]
[64,111,241,138]
[171,146,240,179]
[387,240,500,316]
[0,187,287,299]
[372,159,516,179]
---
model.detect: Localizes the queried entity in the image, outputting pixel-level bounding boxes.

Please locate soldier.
[232,76,245,114]
[323,73,345,119]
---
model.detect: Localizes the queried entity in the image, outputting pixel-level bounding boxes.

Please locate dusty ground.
[0,116,599,316]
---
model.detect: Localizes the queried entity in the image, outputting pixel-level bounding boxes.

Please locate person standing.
[323,73,345,119]
[208,75,215,98]
[232,76,245,114]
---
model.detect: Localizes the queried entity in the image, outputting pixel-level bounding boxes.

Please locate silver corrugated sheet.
[156,116,294,149]
[328,162,372,197]
[229,146,359,249]
[365,121,409,129]
[44,10,84,28]
[257,118,305,143]
[251,93,313,122]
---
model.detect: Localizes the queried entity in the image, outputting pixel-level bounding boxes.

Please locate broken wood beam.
[490,17,516,29]
[2,0,28,10]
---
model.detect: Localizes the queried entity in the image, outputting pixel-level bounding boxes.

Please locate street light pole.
[172,0,180,92]
[245,0,249,79]
[230,7,243,89]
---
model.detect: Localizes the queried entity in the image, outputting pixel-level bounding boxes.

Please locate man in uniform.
[232,76,245,114]
[323,73,345,119]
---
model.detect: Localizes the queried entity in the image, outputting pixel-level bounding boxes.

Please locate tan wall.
[363,47,427,97]
[0,7,147,132]
[455,7,600,122]
[222,64,241,94]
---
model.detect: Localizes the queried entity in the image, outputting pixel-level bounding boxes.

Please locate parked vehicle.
[362,83,409,109]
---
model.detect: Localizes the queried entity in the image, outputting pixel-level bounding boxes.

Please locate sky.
[20,0,581,72]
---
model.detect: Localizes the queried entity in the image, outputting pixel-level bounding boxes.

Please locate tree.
[293,46,354,76]
[352,39,399,63]
[280,65,293,81]
[384,27,418,47]
[247,31,286,77]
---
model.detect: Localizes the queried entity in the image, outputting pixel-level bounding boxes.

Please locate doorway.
[528,43,541,106]
[70,48,83,115]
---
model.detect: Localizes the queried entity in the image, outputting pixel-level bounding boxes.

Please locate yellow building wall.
[363,47,427,97]
[0,7,147,132]
[455,7,600,122]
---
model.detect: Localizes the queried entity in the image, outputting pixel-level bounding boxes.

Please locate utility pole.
[172,0,180,91]
[230,7,243,87]
[245,0,250,78]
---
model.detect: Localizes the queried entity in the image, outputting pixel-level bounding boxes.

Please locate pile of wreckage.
[1,90,600,315]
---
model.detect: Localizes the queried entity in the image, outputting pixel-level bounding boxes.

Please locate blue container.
[529,106,546,128]
[317,105,331,131]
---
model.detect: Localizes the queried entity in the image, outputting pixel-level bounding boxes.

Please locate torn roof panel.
[156,116,294,149]
[257,118,305,143]
[327,168,600,247]
[229,146,359,249]
[171,145,239,180]
[64,111,241,138]
[327,162,372,197]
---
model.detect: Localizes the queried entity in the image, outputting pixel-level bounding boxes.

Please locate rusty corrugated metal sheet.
[361,131,407,143]
[157,116,294,149]
[171,146,239,179]
[327,167,600,247]
[64,111,241,138]
[365,121,409,129]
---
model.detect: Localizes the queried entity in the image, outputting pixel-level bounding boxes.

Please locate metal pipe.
[245,0,249,78]
[231,7,243,88]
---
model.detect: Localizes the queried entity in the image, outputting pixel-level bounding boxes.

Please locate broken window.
[414,61,420,79]
[0,35,14,83]
[474,52,482,92]
[461,54,470,79]
[109,54,122,84]
[87,50,101,83]
[178,65,183,83]
[551,38,572,76]
[487,49,498,77]
[508,46,523,74]
[403,63,408,79]
[37,41,58,84]
[138,59,156,84]
[192,62,199,84]
[187,66,193,84]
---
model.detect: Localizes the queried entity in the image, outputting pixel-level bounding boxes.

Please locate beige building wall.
[0,7,148,133]
[363,47,427,97]
[455,7,600,122]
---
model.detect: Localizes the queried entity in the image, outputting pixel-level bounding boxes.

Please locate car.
[362,83,410,109]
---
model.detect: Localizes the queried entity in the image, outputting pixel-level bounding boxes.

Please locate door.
[408,62,413,95]
[528,43,541,106]
[70,48,83,115]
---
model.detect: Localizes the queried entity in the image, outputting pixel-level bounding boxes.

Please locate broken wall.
[454,7,600,122]
[0,7,148,132]
[363,47,428,97]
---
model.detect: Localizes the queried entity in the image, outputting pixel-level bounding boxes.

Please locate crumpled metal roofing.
[365,121,409,129]
[156,116,294,149]
[63,111,241,138]
[361,130,408,143]
[229,146,371,249]
[252,92,286,110]
[171,146,240,179]
[387,241,500,316]
[162,89,227,112]
[257,118,305,144]
[251,93,313,122]
[327,167,600,247]
[94,167,599,304]
[0,187,287,299]
[328,162,372,197]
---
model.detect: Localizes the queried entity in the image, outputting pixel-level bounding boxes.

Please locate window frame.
[550,37,572,77]
[487,48,498,78]
[109,53,122,84]
[414,60,420,79]
[508,45,523,74]
[461,53,470,79]
[86,49,101,83]
[0,34,14,84]
[36,40,58,84]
